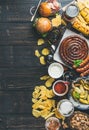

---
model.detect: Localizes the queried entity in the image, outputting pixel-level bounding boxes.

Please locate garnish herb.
[74,59,83,67]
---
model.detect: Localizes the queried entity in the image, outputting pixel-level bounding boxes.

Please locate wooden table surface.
[0,0,88,130]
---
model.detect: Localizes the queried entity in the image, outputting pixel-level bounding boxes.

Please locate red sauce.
[54,82,66,94]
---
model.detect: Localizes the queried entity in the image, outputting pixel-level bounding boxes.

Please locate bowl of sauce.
[45,117,61,130]
[48,62,64,79]
[52,80,68,96]
[63,4,79,21]
[57,99,74,117]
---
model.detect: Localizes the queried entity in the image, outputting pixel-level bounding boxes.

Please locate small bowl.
[57,99,74,117]
[45,117,61,130]
[52,80,68,96]
[48,62,64,79]
[65,4,79,18]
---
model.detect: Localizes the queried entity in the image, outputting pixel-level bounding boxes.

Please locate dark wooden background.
[0,0,84,130]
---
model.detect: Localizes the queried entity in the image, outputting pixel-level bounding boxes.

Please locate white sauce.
[48,63,63,78]
[50,65,61,77]
[60,101,73,115]
[66,5,79,17]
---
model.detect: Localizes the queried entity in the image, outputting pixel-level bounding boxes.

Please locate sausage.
[76,63,89,72]
[59,35,88,66]
[79,55,89,68]
[80,68,89,77]
[73,55,89,69]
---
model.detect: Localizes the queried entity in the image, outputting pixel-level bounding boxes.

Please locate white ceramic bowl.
[48,62,64,79]
[52,80,68,96]
[57,99,74,117]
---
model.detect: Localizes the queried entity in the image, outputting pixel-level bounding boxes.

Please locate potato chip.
[55,109,65,120]
[32,80,57,119]
[46,90,55,98]
[40,85,47,90]
[35,50,41,57]
[37,38,45,45]
[38,104,46,109]
[32,109,41,118]
[32,99,42,109]
[46,100,55,109]
[52,14,61,27]
[32,91,40,99]
[42,48,50,56]
[51,100,56,108]
[34,88,40,93]
[40,95,48,100]
[40,56,46,65]
[44,112,54,119]
[32,98,38,103]
[41,109,50,118]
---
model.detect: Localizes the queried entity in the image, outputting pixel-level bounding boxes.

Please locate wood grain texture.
[1,0,87,130]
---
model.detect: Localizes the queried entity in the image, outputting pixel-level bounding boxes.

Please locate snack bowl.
[45,117,61,130]
[52,80,68,96]
[68,77,89,110]
[48,62,64,79]
[69,111,89,130]
[57,99,74,117]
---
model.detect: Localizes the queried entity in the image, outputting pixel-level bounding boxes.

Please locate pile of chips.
[32,75,65,120]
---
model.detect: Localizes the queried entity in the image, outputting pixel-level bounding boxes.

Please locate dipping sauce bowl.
[52,80,68,96]
[48,62,64,79]
[57,99,74,117]
[63,4,79,22]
